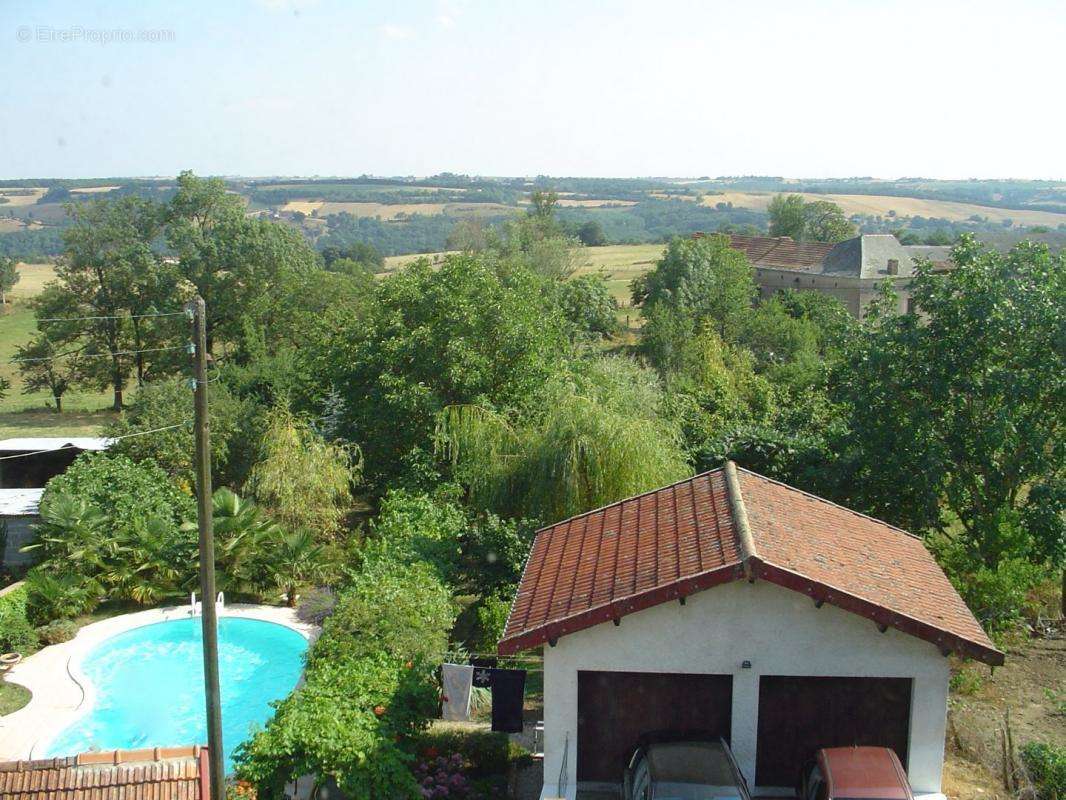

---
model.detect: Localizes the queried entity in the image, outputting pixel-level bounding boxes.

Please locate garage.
[755,676,913,787]
[576,671,733,782]
[500,464,1004,799]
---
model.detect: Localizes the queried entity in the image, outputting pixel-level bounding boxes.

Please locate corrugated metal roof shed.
[0,488,45,516]
[0,438,111,453]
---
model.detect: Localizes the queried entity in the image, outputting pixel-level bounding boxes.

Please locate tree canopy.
[834,236,1065,571]
[768,194,856,243]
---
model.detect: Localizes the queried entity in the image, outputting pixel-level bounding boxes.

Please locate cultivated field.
[699,191,1066,227]
[281,201,516,219]
[382,243,664,314]
[0,188,46,206]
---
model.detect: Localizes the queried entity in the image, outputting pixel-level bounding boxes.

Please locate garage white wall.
[539,580,949,800]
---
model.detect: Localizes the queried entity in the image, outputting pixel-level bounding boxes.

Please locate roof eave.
[755,562,1004,666]
[498,562,744,656]
[499,557,1003,666]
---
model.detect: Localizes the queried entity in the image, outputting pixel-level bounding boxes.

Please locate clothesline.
[438,651,543,661]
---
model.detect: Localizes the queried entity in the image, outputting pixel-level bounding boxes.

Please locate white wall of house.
[539,580,949,800]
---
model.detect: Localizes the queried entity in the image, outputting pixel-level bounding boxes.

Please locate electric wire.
[0,421,192,461]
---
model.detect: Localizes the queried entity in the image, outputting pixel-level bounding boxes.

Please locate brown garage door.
[577,671,733,782]
[756,676,912,787]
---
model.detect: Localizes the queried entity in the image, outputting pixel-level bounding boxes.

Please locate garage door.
[577,671,733,782]
[756,676,912,787]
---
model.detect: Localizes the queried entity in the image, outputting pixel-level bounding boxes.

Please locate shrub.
[234,548,458,799]
[367,490,467,584]
[413,729,527,779]
[236,654,437,800]
[472,594,511,653]
[411,730,532,799]
[0,586,38,654]
[24,569,99,626]
[413,752,471,799]
[312,557,454,667]
[44,453,194,535]
[948,665,985,696]
[1021,741,1066,800]
[953,558,1049,634]
[296,588,337,627]
[36,619,78,645]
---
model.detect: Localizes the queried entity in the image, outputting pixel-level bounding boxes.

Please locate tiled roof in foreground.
[499,463,1002,665]
[0,746,209,800]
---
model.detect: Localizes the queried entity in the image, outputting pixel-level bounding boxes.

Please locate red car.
[799,747,914,800]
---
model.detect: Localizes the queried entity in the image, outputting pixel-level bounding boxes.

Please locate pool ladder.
[188,591,226,615]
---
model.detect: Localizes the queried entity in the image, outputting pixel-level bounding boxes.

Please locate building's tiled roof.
[904,245,954,271]
[718,234,837,271]
[0,747,209,800]
[498,464,1002,665]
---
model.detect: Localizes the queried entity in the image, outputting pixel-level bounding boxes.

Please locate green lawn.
[0,681,30,717]
[0,263,114,436]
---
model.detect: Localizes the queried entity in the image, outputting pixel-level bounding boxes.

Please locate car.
[798,747,914,800]
[623,735,751,800]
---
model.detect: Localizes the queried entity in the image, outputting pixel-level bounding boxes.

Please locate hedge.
[235,554,457,799]
[0,584,38,654]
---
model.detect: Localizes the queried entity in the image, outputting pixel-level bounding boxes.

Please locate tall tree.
[768,194,856,243]
[15,333,82,413]
[767,194,807,239]
[247,403,357,541]
[632,234,756,341]
[327,254,571,488]
[166,171,319,354]
[0,256,18,307]
[834,236,1065,570]
[438,357,691,522]
[51,196,167,409]
[802,200,857,243]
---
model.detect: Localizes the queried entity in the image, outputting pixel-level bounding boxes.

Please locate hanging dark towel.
[473,665,494,688]
[489,668,526,733]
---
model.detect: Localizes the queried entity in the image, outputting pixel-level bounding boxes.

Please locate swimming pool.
[45,616,307,771]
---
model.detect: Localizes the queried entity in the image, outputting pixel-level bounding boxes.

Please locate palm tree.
[183,488,280,597]
[23,494,114,573]
[268,528,326,607]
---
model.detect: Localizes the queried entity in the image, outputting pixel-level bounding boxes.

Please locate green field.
[575,243,664,306]
[0,262,117,437]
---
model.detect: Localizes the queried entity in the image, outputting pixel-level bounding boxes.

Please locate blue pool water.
[46,617,307,771]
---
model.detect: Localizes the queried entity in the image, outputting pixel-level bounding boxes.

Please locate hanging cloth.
[441,663,474,721]
[488,668,527,734]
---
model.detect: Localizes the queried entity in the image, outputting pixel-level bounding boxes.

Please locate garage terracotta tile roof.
[499,463,1002,665]
[0,746,210,800]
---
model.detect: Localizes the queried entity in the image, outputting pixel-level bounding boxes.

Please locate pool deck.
[0,603,317,761]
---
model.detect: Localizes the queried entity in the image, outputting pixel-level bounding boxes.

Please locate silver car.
[623,737,752,800]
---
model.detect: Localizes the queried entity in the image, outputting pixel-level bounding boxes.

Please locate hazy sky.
[1,0,1063,180]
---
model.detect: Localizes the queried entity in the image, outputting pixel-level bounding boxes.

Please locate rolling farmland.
[699,191,1066,227]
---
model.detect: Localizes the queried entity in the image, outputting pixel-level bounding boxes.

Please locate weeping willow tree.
[247,404,360,540]
[438,357,692,522]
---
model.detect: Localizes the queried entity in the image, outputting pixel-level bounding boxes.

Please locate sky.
[1,0,1064,181]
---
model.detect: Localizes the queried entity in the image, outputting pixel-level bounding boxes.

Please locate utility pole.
[189,295,225,800]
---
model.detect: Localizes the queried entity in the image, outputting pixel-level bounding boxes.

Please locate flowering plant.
[414,752,471,799]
